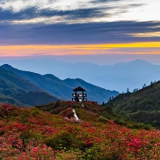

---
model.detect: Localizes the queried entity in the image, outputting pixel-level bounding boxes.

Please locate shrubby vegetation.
[106,80,160,128]
[37,101,124,124]
[0,103,159,159]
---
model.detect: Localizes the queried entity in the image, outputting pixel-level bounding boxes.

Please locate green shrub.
[127,122,152,130]
[45,131,73,150]
[98,116,109,123]
[31,108,41,116]
[114,116,126,125]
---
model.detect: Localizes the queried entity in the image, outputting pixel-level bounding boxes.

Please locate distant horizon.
[1,54,160,65]
[1,58,160,93]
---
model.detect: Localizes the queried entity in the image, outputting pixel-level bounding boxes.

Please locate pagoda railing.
[72,93,87,97]
[72,98,87,102]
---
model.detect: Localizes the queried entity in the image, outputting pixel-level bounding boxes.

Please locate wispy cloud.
[0,0,159,25]
[130,32,160,38]
[0,21,160,45]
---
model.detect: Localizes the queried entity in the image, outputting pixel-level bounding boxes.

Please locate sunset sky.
[0,0,160,57]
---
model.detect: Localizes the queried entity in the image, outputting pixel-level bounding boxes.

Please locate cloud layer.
[0,0,159,56]
[0,0,160,24]
[0,21,160,45]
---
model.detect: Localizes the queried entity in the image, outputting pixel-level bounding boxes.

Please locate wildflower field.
[0,104,160,160]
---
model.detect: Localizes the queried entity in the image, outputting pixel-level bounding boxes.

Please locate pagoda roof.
[73,86,86,92]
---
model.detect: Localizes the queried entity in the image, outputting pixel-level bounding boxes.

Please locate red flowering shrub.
[1,104,160,159]
[0,104,20,117]
[59,107,74,118]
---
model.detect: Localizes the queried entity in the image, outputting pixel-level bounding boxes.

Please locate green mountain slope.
[105,81,160,128]
[0,94,21,106]
[1,64,119,103]
[0,67,58,106]
[1,64,74,100]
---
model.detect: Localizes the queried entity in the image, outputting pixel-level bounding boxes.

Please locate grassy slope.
[105,81,160,128]
[36,101,125,124]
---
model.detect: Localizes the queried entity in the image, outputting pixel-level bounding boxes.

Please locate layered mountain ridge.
[0,67,58,106]
[0,64,118,105]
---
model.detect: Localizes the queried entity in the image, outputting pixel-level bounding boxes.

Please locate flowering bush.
[0,104,160,159]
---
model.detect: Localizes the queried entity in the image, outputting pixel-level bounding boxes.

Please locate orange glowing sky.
[0,42,160,57]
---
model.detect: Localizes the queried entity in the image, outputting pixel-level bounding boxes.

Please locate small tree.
[142,84,146,88]
[126,88,130,93]
[108,97,112,102]
[133,88,138,93]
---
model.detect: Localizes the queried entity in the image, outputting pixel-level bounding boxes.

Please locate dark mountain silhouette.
[1,64,71,100]
[1,64,119,104]
[105,81,160,128]
[0,67,58,106]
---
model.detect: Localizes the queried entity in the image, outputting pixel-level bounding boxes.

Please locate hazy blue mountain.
[1,59,160,92]
[0,67,58,106]
[64,78,118,103]
[1,64,118,103]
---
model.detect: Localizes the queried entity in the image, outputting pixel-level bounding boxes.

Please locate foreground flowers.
[0,104,160,159]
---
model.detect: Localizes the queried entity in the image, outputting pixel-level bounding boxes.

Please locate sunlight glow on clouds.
[12,16,68,25]
[11,16,113,25]
[0,42,160,57]
[130,32,160,38]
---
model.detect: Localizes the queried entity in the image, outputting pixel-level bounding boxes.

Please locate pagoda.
[72,86,87,102]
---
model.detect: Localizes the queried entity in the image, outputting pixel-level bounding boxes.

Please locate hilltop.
[36,101,126,125]
[105,81,160,128]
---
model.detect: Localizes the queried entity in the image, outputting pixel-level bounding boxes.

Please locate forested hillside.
[105,81,160,128]
[0,67,58,106]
